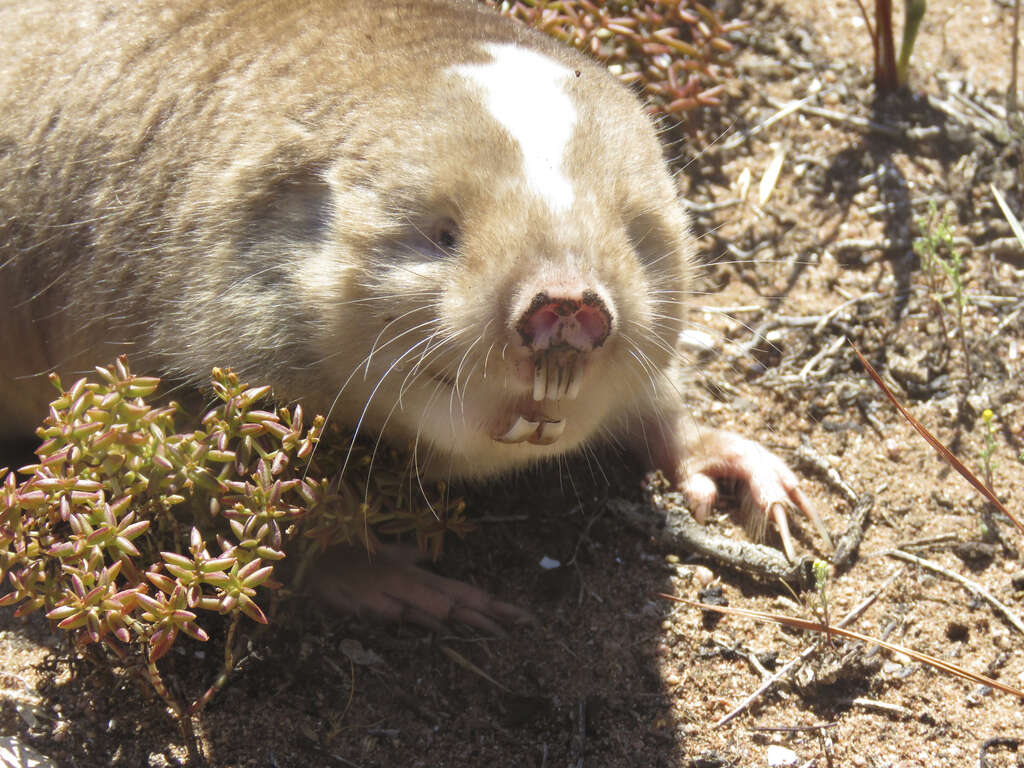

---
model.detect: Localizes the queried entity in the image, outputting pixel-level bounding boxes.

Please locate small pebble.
[966,393,989,416]
[992,630,1012,651]
[882,661,904,675]
[766,744,798,767]
[884,437,901,461]
[340,638,384,667]
[773,595,800,612]
[693,565,715,587]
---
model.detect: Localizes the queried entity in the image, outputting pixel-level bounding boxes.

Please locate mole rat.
[0,0,824,627]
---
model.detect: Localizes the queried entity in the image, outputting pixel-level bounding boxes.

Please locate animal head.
[296,41,694,478]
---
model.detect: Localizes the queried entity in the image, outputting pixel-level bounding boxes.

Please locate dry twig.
[662,572,1024,721]
[881,548,1024,634]
[697,570,899,727]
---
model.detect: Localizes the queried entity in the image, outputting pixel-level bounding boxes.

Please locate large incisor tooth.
[496,415,540,443]
[546,362,562,401]
[565,358,583,400]
[532,418,565,445]
[532,358,546,401]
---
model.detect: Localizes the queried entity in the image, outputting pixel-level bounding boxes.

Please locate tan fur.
[0,0,694,478]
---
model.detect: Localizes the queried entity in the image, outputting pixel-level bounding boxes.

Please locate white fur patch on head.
[452,42,577,212]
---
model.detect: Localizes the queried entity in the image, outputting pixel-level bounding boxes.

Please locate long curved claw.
[315,543,535,632]
[791,485,831,550]
[681,429,831,561]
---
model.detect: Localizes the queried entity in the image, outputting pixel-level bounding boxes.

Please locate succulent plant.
[486,0,744,119]
[0,357,469,750]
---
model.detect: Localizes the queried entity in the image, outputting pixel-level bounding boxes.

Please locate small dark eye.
[434,217,459,251]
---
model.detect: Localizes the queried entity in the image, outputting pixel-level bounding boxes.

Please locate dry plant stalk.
[660,594,1024,700]
[852,0,926,90]
[850,343,1024,537]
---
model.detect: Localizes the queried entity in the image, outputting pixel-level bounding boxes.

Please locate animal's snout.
[515,289,612,353]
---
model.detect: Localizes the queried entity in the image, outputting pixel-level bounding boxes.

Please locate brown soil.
[3,1,1024,766]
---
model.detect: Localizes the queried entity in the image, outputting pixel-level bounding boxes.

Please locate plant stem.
[956,294,974,388]
[140,652,204,763]
[189,613,242,716]
[852,0,877,45]
[897,0,927,85]
[875,0,899,91]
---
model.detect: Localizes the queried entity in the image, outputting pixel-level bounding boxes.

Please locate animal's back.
[0,0,564,433]
[1,0,690,483]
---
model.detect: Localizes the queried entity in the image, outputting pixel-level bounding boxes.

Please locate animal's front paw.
[315,543,533,634]
[681,428,830,561]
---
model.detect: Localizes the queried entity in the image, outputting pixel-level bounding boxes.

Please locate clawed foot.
[681,429,831,561]
[315,543,534,634]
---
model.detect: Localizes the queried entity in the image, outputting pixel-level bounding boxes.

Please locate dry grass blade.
[758,145,786,206]
[850,341,1024,537]
[658,594,1024,700]
[883,548,1024,634]
[991,183,1024,249]
[711,570,896,727]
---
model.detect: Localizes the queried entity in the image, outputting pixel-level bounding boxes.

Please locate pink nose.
[515,289,612,352]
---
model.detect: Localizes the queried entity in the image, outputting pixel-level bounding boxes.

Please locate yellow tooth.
[566,358,583,400]
[533,358,546,401]
[533,418,565,445]
[496,415,540,443]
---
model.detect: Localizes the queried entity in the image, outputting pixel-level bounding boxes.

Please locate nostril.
[575,303,609,346]
[528,307,561,340]
[516,289,614,352]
